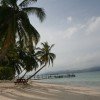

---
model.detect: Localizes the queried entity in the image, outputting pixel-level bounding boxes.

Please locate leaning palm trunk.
[20,71,27,79]
[27,63,46,80]
[15,69,25,79]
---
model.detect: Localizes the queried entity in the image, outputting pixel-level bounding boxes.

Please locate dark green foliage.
[0,0,46,79]
[0,1,56,80]
[0,0,46,58]
[0,66,15,80]
[36,42,56,66]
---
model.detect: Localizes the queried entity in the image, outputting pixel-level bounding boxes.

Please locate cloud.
[64,16,100,39]
[86,17,100,34]
[56,16,100,70]
[63,27,78,39]
[72,52,100,68]
[67,16,72,22]
[33,16,100,73]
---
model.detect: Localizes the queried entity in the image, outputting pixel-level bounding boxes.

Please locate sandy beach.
[0,80,100,100]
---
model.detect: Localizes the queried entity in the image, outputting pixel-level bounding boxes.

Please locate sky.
[29,0,100,73]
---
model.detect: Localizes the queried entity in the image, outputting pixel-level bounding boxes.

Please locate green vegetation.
[0,0,56,80]
[27,42,56,80]
[0,66,15,80]
[0,0,45,58]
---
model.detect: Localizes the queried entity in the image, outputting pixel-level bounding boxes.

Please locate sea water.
[37,71,100,91]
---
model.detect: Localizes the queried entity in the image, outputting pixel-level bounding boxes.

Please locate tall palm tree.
[0,0,46,61]
[27,42,56,80]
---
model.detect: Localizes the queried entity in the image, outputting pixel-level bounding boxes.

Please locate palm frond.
[22,7,46,22]
[20,12,40,45]
[17,21,29,49]
[35,50,44,57]
[49,44,55,51]
[41,42,49,48]
[0,0,17,7]
[19,0,37,7]
[49,53,56,66]
[23,53,39,71]
[49,53,56,59]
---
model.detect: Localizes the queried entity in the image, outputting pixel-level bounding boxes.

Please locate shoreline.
[30,80,100,96]
[0,80,100,100]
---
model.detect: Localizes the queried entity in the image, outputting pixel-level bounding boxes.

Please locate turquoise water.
[37,71,100,90]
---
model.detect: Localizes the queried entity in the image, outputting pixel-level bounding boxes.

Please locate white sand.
[0,81,100,100]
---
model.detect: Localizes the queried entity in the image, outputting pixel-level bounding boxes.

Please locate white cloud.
[33,16,100,73]
[67,16,72,22]
[64,16,100,39]
[56,16,100,70]
[72,52,100,68]
[86,17,100,34]
[63,27,78,39]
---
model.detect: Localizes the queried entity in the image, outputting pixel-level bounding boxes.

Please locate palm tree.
[27,42,56,80]
[0,46,23,79]
[0,0,46,61]
[1,45,39,79]
[19,50,39,79]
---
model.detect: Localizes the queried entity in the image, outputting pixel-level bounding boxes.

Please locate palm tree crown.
[37,42,56,66]
[0,0,46,58]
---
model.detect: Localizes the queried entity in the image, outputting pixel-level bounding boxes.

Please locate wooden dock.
[32,73,75,80]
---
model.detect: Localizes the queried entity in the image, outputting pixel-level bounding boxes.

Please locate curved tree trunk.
[27,64,46,80]
[20,71,27,79]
